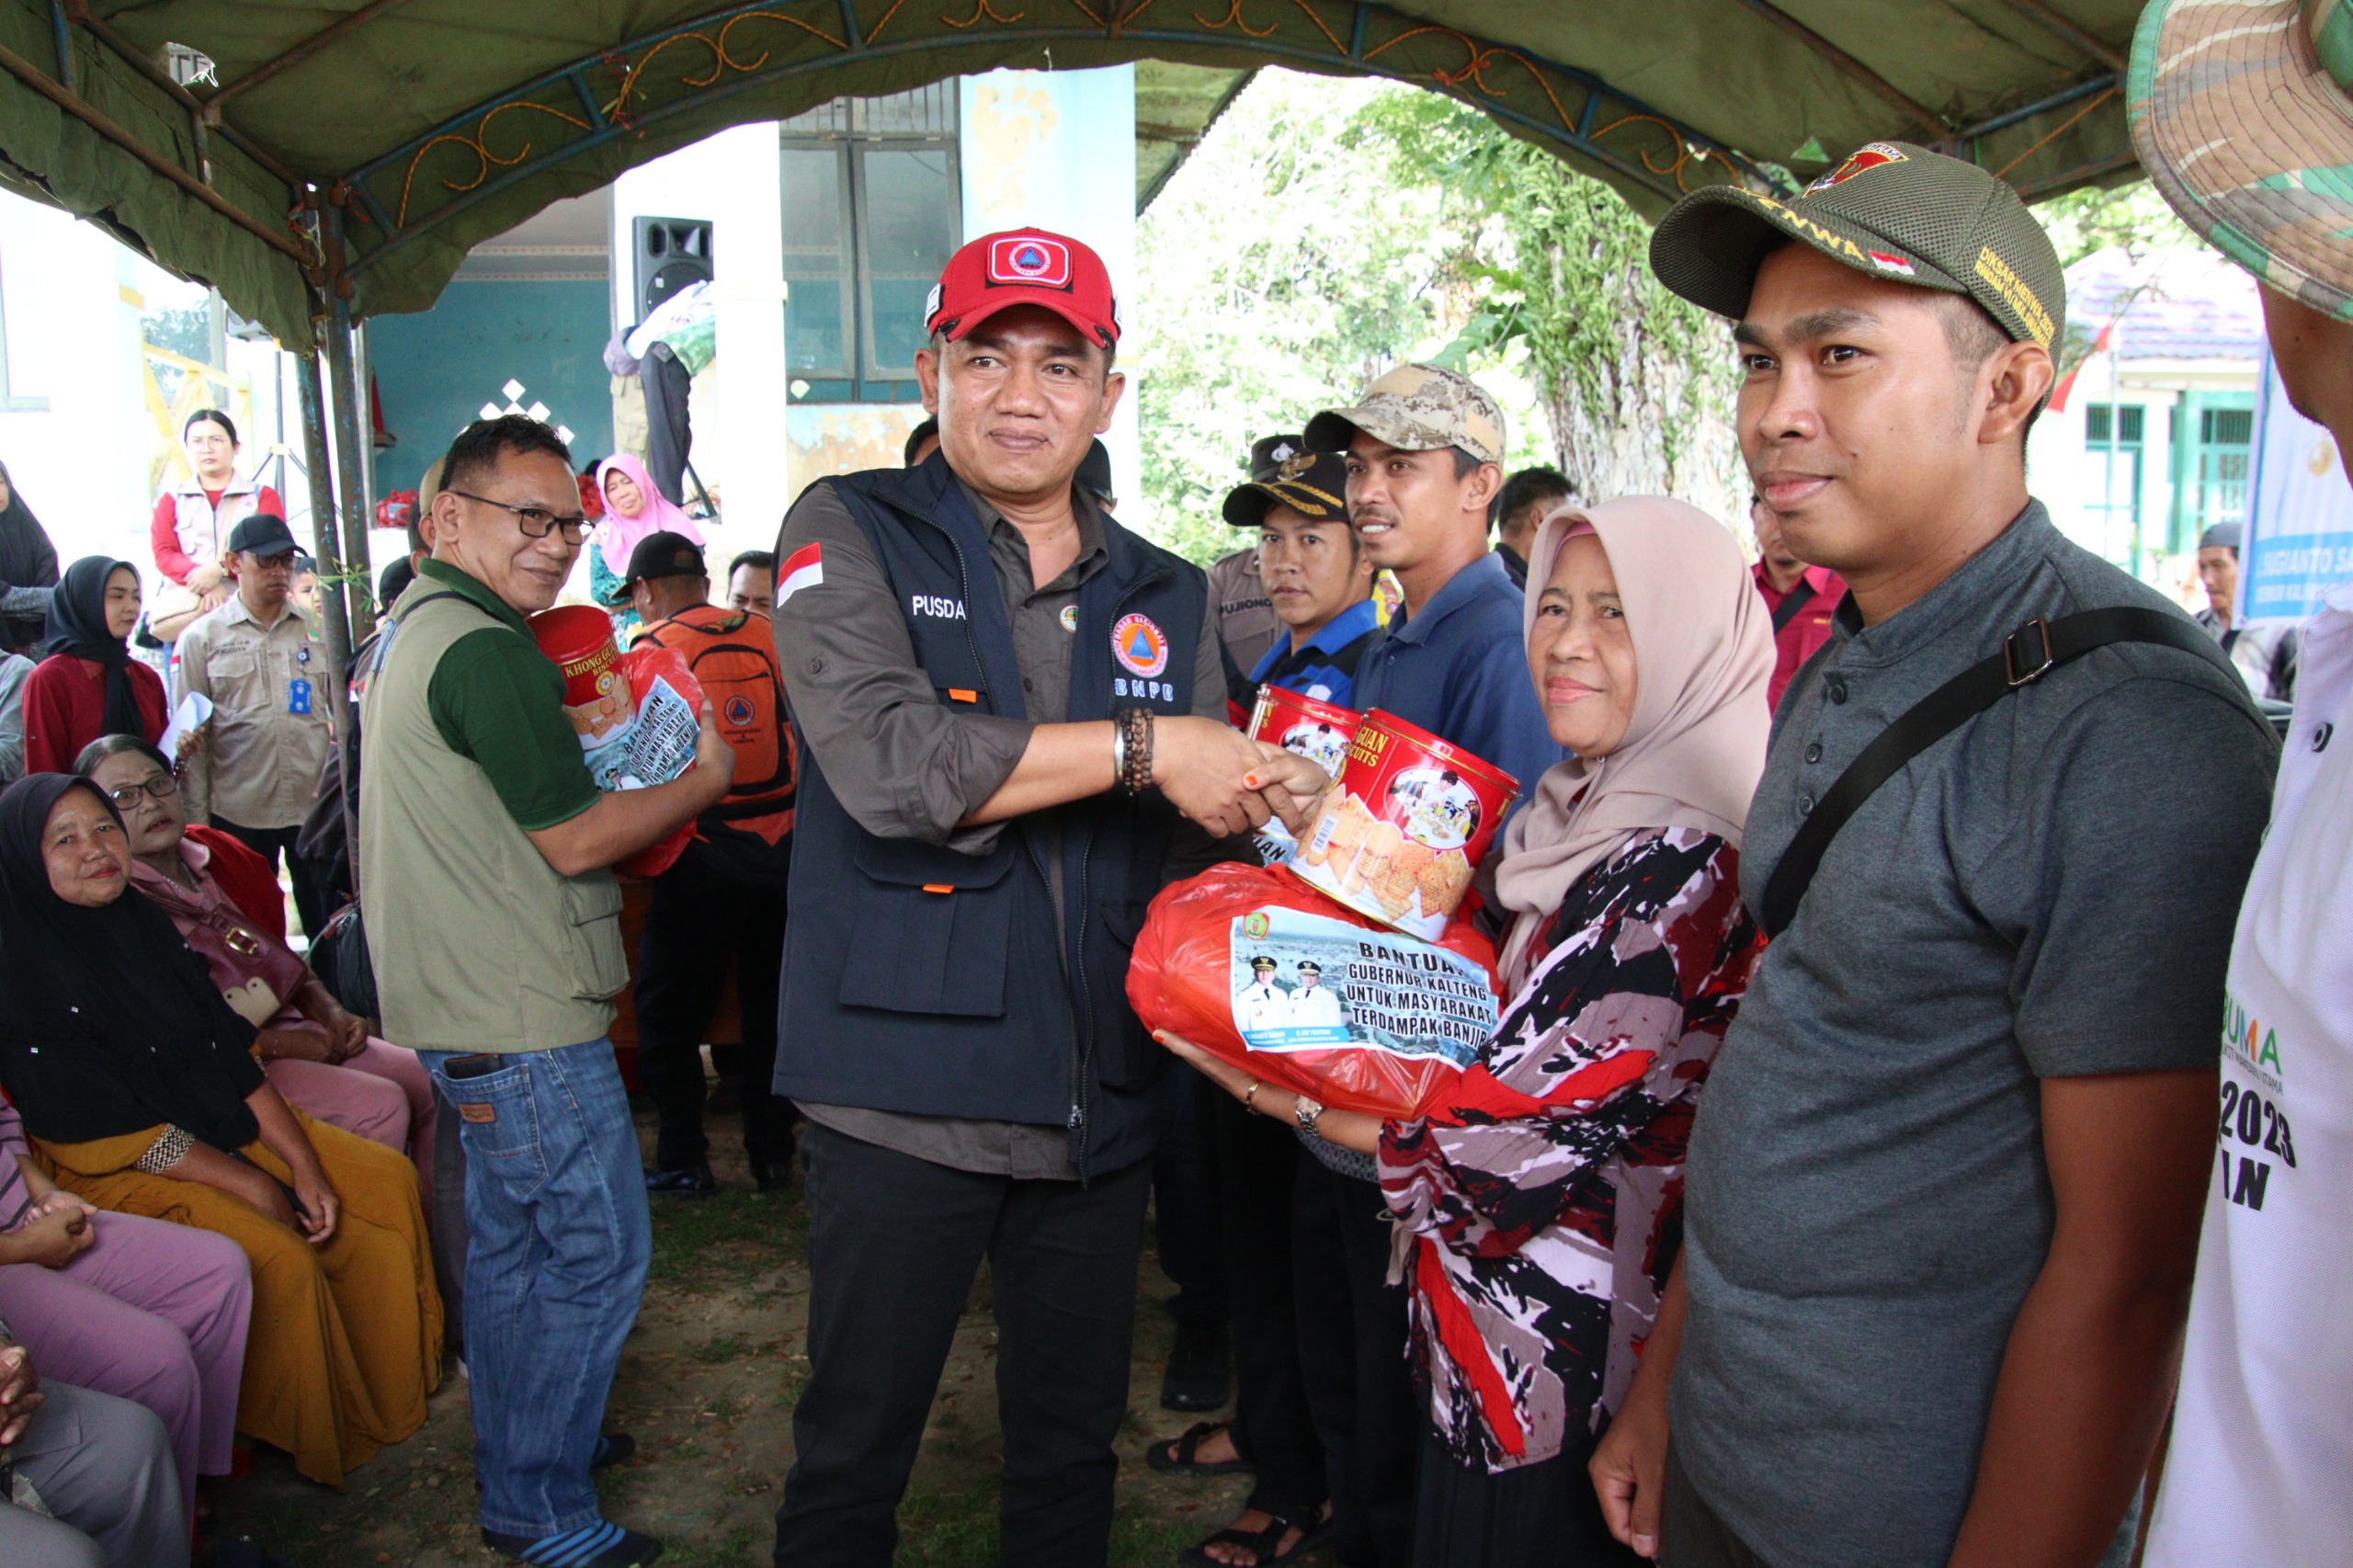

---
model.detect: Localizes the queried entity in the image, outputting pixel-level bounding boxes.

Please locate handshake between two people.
[1151,715,1330,841]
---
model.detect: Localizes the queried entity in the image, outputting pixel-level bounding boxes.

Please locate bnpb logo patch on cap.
[988,235,1073,289]
[1807,142,1909,195]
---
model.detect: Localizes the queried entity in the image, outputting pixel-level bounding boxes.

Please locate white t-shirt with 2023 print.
[2146,579,2353,1568]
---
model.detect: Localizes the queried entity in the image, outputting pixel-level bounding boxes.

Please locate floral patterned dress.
[1380,825,1763,1472]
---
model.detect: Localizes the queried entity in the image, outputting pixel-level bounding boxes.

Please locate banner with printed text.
[2241,350,2353,624]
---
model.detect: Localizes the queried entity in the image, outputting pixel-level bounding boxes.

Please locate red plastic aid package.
[527,606,707,879]
[1126,862,1501,1120]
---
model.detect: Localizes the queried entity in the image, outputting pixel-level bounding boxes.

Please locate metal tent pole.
[294,351,353,664]
[294,347,363,892]
[323,297,378,641]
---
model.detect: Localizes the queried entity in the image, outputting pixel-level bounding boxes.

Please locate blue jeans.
[419,1039,652,1538]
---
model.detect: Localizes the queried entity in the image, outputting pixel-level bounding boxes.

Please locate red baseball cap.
[924,228,1121,350]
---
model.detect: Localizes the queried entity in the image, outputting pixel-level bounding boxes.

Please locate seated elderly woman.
[0,772,441,1489]
[75,734,436,1187]
[1163,498,1773,1568]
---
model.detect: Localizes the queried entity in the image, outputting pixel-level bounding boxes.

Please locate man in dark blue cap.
[173,508,336,935]
[1226,434,1378,709]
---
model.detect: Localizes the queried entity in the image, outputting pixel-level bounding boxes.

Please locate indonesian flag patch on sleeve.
[777,541,824,608]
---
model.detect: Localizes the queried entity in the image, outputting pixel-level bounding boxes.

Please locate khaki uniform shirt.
[174,596,332,830]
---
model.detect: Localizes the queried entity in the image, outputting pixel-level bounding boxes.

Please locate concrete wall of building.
[369,278,616,500]
[611,122,790,576]
[961,65,1140,518]
[0,187,302,596]
[2029,347,2256,607]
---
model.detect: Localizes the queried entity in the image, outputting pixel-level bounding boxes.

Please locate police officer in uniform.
[767,227,1328,1568]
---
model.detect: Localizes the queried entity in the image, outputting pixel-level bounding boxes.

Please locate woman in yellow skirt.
[0,774,440,1486]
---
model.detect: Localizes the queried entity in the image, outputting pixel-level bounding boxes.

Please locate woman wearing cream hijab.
[1163,495,1774,1564]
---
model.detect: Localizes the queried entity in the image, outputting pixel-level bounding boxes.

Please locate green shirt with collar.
[360,558,626,1052]
[415,558,599,831]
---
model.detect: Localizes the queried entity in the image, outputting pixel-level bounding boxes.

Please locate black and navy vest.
[774,454,1206,1178]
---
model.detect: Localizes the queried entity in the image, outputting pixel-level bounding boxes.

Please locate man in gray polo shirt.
[1586,146,2279,1568]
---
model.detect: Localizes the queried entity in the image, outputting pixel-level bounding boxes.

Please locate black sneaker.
[752,1161,795,1194]
[1160,1315,1232,1412]
[642,1164,715,1198]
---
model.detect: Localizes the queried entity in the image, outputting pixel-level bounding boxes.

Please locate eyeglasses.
[104,775,178,808]
[447,489,590,543]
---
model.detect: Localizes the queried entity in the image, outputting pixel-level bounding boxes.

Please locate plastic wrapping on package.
[529,605,710,879]
[608,646,704,879]
[1127,862,1500,1119]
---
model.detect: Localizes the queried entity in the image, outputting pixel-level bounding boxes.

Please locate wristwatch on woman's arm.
[1293,1096,1325,1140]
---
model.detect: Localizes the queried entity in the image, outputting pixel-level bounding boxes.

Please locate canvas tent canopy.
[1,0,2142,353]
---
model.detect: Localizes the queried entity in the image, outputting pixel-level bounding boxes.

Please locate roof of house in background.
[2065,246,2264,363]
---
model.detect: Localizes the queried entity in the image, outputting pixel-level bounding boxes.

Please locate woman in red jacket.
[148,410,278,644]
[22,558,165,775]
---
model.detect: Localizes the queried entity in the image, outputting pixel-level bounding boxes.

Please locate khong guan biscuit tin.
[1283,708,1518,940]
[1245,685,1359,863]
[529,604,638,746]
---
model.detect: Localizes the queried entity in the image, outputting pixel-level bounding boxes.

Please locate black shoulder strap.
[1768,577,1818,635]
[1758,608,2222,938]
[360,589,467,676]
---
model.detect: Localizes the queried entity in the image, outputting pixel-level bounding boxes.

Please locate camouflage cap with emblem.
[1303,363,1508,466]
[2128,0,2353,321]
[1223,433,1352,528]
[1647,141,2064,353]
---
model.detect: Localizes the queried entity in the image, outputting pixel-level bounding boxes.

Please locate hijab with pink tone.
[592,452,703,561]
[1491,496,1774,983]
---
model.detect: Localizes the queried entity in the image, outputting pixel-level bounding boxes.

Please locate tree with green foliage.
[1349,90,1745,522]
[1131,74,1474,564]
[1133,73,1747,562]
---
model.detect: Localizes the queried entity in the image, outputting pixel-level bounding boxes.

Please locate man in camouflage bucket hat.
[2131,6,2353,1565]
[1290,363,1558,1568]
[1587,143,2279,1568]
[1305,362,1509,467]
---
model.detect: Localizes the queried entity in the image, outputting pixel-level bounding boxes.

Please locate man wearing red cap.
[767,227,1324,1566]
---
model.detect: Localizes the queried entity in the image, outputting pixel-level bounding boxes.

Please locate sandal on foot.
[1177,1510,1332,1568]
[1145,1420,1255,1477]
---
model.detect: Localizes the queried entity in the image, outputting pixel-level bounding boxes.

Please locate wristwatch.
[1294,1096,1325,1140]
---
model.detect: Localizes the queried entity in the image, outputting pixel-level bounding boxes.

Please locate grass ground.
[208,1097,1282,1567]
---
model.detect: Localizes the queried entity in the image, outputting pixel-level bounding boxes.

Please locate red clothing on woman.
[19,654,166,775]
[150,484,281,586]
[184,823,287,941]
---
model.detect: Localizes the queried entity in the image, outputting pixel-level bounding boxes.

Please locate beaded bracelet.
[1118,707,1155,796]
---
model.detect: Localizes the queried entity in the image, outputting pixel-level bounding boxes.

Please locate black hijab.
[0,460,55,656]
[46,555,145,736]
[0,774,262,1151]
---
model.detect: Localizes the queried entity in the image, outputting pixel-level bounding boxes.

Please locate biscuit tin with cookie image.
[529,604,639,745]
[1245,685,1359,864]
[1283,708,1518,940]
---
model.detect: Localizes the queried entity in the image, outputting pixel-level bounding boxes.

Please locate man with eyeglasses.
[173,510,337,937]
[362,415,734,1568]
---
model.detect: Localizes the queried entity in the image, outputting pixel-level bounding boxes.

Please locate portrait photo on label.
[1226,905,1493,1063]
